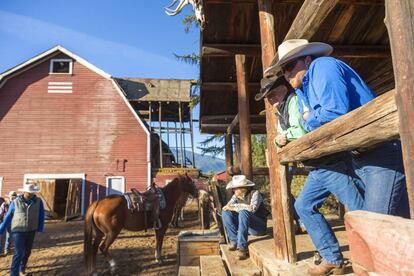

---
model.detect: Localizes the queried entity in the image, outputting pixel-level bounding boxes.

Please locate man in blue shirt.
[0,181,45,276]
[268,39,408,275]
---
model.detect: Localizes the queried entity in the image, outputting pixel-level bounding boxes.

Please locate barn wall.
[0,53,149,209]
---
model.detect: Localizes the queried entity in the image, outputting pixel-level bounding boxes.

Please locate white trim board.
[0,177,3,197]
[23,173,86,215]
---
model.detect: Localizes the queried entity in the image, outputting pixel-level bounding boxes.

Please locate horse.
[84,174,198,275]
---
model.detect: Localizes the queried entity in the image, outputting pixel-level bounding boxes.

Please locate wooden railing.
[278,90,399,164]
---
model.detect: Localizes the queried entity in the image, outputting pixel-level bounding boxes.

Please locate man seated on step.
[222,175,269,260]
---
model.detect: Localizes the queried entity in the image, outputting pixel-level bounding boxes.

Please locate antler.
[164,0,189,16]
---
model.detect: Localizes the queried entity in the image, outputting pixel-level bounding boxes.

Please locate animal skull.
[165,0,205,29]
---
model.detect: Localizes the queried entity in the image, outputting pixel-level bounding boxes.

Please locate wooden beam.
[202,44,390,58]
[286,0,339,40]
[328,4,356,42]
[207,0,383,4]
[225,134,233,179]
[202,44,261,57]
[235,54,253,180]
[258,0,297,263]
[278,90,399,164]
[227,114,239,134]
[332,45,390,58]
[384,0,414,219]
[345,210,414,274]
[202,82,260,91]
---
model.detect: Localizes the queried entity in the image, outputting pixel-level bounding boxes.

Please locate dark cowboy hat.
[255,75,290,101]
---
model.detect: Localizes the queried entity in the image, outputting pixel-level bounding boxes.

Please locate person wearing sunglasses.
[265,39,409,275]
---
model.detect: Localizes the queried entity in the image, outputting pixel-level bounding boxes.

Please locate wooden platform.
[248,219,354,276]
[221,244,261,276]
[200,255,227,276]
[178,266,200,276]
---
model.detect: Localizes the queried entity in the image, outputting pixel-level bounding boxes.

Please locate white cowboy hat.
[18,183,40,193]
[265,39,333,74]
[226,175,255,190]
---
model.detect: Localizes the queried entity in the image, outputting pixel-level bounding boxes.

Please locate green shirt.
[276,94,307,146]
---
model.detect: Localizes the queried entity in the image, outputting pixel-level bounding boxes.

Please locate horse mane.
[161,174,195,195]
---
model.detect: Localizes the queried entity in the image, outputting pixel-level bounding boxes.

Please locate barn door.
[65,179,82,221]
[35,179,57,218]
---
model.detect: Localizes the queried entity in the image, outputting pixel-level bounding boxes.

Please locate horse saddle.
[124,185,166,231]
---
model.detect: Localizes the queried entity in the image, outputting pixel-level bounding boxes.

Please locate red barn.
[0,46,152,217]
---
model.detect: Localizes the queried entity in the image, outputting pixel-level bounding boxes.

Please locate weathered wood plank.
[235,54,253,180]
[345,210,414,275]
[220,244,261,276]
[384,0,414,218]
[328,4,356,42]
[285,0,339,40]
[200,255,227,276]
[258,0,297,263]
[202,44,261,57]
[278,90,399,164]
[226,114,239,134]
[178,266,200,276]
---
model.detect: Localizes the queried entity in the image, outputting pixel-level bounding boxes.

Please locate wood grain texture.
[384,0,414,218]
[220,244,261,276]
[345,210,414,274]
[200,255,227,276]
[278,90,399,164]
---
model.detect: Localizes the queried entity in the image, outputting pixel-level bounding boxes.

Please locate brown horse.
[84,175,198,275]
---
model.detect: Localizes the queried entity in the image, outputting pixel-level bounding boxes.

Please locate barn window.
[50,59,73,74]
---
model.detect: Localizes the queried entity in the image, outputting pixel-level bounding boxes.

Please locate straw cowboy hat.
[8,191,17,198]
[18,182,40,193]
[265,39,333,75]
[226,175,255,190]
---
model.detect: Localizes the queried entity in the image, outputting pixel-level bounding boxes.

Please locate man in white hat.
[0,180,45,276]
[270,39,408,275]
[222,175,269,260]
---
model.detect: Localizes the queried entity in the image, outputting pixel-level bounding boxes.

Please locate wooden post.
[257,0,297,263]
[158,101,163,168]
[233,135,241,171]
[174,121,179,163]
[235,54,253,180]
[190,106,196,168]
[225,134,233,178]
[179,102,184,168]
[384,0,414,218]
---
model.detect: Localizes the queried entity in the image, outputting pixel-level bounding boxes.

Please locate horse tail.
[84,201,99,275]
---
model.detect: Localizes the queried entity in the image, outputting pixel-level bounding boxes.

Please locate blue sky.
[0,0,218,157]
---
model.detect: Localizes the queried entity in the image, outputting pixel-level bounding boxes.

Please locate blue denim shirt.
[295,57,376,132]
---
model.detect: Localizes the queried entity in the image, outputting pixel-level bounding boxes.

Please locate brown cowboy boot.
[237,249,249,260]
[308,261,345,276]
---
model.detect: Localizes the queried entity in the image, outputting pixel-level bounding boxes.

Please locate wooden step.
[220,244,261,276]
[178,266,200,276]
[200,255,227,276]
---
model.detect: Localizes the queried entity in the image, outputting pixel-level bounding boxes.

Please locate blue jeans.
[351,140,410,218]
[10,231,36,276]
[294,159,364,265]
[0,225,12,254]
[222,210,267,250]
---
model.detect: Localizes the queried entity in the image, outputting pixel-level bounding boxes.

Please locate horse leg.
[91,231,103,275]
[99,231,120,274]
[154,225,168,264]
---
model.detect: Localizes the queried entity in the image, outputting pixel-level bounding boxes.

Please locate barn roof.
[199,0,393,134]
[0,45,111,87]
[115,78,193,102]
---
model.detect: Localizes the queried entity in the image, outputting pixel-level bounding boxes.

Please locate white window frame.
[23,173,86,214]
[0,177,3,197]
[49,59,73,75]
[106,176,125,196]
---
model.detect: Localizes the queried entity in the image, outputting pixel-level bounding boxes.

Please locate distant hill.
[174,150,225,174]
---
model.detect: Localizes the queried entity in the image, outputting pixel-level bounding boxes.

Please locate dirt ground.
[0,207,200,276]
